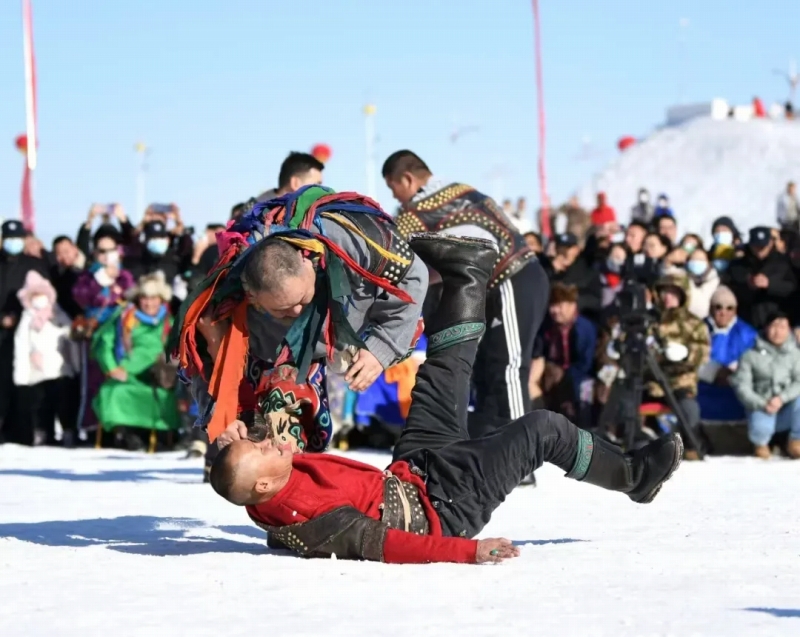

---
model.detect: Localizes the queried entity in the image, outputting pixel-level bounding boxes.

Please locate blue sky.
[1,0,798,243]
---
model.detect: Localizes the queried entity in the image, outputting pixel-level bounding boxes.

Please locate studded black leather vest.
[394,183,534,289]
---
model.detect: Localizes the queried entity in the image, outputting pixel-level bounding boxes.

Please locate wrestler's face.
[227,437,294,500]
[385,173,422,206]
[248,259,316,323]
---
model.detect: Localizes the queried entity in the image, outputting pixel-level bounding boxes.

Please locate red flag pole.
[21,0,37,232]
[531,0,551,238]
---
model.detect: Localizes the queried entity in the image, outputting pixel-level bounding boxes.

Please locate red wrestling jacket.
[246,455,478,564]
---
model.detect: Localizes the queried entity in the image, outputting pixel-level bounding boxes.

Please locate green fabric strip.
[566,428,594,481]
[427,322,485,355]
[289,186,332,229]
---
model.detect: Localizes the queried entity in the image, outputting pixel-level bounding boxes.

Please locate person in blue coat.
[653,193,675,219]
[697,285,757,421]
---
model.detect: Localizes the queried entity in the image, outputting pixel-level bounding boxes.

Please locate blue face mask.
[147,238,169,255]
[686,260,708,276]
[712,259,729,272]
[2,238,24,255]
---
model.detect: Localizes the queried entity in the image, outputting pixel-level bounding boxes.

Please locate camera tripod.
[598,328,705,459]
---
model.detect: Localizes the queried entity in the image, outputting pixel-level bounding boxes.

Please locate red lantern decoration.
[617,136,636,152]
[15,134,28,155]
[310,143,331,164]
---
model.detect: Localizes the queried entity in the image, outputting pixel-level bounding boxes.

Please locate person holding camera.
[647,274,710,460]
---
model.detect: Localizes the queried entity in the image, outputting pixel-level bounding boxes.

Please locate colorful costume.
[169,186,425,448]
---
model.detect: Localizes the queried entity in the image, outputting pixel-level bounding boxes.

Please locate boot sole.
[634,434,684,504]
[407,232,500,253]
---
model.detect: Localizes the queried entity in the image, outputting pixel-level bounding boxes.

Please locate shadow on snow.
[0,468,202,483]
[742,608,800,619]
[0,515,285,557]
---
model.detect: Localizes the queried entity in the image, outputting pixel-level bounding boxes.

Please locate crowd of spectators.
[2,161,800,461]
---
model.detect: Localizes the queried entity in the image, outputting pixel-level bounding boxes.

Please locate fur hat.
[125,271,172,302]
[549,282,579,305]
[709,285,737,309]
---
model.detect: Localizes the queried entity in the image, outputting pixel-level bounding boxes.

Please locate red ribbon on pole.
[532,0,551,238]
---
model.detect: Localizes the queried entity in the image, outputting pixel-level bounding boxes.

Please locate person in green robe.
[91,272,179,444]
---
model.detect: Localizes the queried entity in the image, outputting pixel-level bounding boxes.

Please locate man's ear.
[253,477,271,496]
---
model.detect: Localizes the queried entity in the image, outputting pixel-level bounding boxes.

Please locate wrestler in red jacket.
[210,234,684,565]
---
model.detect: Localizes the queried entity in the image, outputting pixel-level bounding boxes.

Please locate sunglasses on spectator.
[97,248,117,254]
[713,304,735,311]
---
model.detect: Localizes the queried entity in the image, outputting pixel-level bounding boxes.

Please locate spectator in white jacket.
[13,271,80,446]
[777,181,799,233]
[685,248,720,319]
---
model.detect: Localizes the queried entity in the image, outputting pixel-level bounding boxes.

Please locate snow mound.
[575,117,800,239]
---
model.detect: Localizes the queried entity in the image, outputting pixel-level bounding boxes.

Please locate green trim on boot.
[427,322,485,355]
[566,429,594,480]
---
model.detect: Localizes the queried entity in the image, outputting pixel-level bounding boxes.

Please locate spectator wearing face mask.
[684,248,720,319]
[653,193,674,219]
[0,220,50,441]
[77,204,135,256]
[697,286,756,423]
[50,236,86,319]
[600,243,629,307]
[125,220,183,313]
[731,311,800,459]
[12,271,80,446]
[724,226,797,329]
[679,233,704,256]
[544,232,602,322]
[630,188,654,224]
[709,217,741,273]
[72,226,135,325]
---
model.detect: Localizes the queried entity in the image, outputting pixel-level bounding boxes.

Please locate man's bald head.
[210,438,294,506]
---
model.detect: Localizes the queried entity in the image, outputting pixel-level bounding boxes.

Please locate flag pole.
[531,0,550,237]
[22,0,37,172]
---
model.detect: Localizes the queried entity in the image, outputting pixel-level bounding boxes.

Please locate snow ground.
[0,445,798,637]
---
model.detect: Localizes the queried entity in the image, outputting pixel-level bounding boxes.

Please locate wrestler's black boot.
[407,233,498,353]
[566,430,684,504]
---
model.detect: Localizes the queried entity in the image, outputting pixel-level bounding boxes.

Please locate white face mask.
[31,295,49,310]
[105,250,120,265]
[714,231,734,246]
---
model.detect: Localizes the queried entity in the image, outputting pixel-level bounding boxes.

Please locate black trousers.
[12,377,78,446]
[469,260,549,436]
[0,335,14,432]
[393,339,579,539]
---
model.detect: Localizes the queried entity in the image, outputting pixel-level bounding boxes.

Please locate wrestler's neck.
[253,467,293,504]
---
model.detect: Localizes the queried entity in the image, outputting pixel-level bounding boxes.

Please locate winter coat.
[72,265,135,323]
[697,317,757,421]
[543,315,597,397]
[51,262,85,319]
[731,337,800,412]
[91,305,179,431]
[547,257,603,321]
[647,274,710,398]
[630,202,654,224]
[724,249,797,329]
[13,307,79,386]
[0,251,50,345]
[687,267,720,319]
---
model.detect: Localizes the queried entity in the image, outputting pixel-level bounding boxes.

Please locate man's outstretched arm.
[259,506,517,565]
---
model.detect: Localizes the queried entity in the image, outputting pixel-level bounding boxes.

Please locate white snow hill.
[575,117,800,239]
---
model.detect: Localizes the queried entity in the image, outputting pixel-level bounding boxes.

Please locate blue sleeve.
[568,318,597,387]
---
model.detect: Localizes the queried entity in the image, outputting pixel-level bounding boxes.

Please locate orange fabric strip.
[384,359,419,420]
[207,301,250,442]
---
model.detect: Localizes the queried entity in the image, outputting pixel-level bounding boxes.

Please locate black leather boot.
[566,430,684,504]
[408,233,498,354]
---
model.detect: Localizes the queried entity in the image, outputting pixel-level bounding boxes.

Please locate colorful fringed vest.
[167,185,417,442]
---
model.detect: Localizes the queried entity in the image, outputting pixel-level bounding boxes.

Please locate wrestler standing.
[383,151,549,438]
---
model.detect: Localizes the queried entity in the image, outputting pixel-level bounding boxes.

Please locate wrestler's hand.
[216,420,248,449]
[475,538,519,564]
[345,349,383,392]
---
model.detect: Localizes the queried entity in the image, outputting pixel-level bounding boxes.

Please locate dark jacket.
[547,258,603,321]
[724,249,797,329]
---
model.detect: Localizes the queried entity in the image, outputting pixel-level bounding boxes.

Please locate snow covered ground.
[575,117,800,240]
[1,444,798,637]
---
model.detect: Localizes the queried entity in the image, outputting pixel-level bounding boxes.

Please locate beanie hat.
[710,285,737,308]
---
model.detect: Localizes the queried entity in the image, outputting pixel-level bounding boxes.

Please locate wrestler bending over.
[209,234,683,565]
